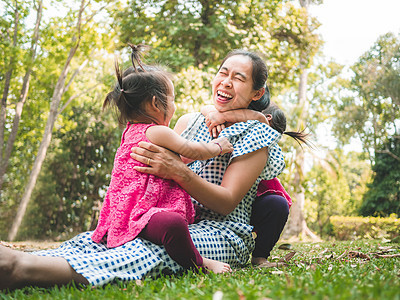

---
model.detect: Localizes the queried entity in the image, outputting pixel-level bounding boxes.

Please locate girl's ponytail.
[103,60,125,111]
[128,43,149,71]
[283,129,314,149]
[262,103,314,149]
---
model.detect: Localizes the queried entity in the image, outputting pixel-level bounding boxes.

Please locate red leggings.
[139,211,203,269]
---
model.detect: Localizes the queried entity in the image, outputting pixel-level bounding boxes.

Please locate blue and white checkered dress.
[34,113,285,286]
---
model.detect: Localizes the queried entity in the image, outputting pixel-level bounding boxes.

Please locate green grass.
[1,240,399,299]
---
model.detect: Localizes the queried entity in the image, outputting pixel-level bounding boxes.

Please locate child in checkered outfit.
[201,101,311,265]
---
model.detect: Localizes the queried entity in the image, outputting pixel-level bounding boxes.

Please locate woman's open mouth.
[216,90,233,103]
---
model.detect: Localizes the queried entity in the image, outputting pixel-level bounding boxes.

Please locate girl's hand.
[212,137,233,155]
[205,111,226,138]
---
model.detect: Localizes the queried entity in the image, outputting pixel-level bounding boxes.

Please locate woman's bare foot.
[202,257,231,274]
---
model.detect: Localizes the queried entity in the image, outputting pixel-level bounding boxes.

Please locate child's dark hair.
[262,103,312,148]
[103,44,172,126]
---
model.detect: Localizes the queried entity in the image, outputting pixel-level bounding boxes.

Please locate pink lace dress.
[257,177,292,208]
[92,123,195,248]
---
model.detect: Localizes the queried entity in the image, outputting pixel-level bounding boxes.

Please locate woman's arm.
[146,126,233,161]
[131,142,268,215]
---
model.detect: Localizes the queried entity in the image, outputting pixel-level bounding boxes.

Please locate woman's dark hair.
[219,49,270,111]
[103,44,172,126]
[262,103,312,148]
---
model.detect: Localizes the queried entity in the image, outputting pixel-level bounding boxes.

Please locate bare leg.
[202,257,231,274]
[0,245,89,291]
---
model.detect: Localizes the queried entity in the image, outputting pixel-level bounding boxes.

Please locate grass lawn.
[1,239,399,299]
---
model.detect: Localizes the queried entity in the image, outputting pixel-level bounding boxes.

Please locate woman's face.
[212,55,264,112]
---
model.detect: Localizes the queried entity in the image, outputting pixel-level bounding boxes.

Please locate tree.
[7,0,114,241]
[304,150,371,237]
[331,32,400,219]
[333,32,400,164]
[305,161,350,237]
[116,0,283,70]
[114,0,319,93]
[360,136,400,217]
[279,0,322,240]
[16,102,120,240]
[0,0,42,194]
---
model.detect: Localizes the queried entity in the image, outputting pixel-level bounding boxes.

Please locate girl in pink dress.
[92,44,233,273]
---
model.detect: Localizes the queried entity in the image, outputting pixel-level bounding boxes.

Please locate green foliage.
[275,59,347,200]
[4,240,400,299]
[360,137,400,217]
[304,151,351,236]
[172,66,215,126]
[340,152,372,214]
[0,0,324,239]
[330,215,400,240]
[17,102,120,240]
[332,32,400,161]
[327,32,400,226]
[114,0,322,93]
[304,150,372,237]
[0,0,117,236]
[0,1,31,83]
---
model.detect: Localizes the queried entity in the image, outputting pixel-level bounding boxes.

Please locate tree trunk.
[0,0,43,192]
[7,0,85,241]
[283,54,320,241]
[0,3,19,193]
[282,0,320,240]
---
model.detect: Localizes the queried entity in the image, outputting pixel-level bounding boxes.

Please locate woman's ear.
[252,87,265,101]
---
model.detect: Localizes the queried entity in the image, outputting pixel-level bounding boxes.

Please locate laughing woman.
[0,49,285,290]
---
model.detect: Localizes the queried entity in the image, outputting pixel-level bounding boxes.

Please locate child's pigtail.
[128,43,149,71]
[115,59,136,113]
[115,59,124,92]
[262,103,315,149]
[103,59,125,111]
[283,128,315,149]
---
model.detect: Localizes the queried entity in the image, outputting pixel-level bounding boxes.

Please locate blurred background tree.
[332,32,400,220]
[359,136,400,217]
[19,102,120,240]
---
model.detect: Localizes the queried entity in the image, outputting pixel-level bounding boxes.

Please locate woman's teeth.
[217,91,233,99]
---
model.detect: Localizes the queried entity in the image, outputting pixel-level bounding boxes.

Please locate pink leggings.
[139,211,203,269]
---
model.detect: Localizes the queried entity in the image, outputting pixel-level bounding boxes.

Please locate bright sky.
[309,0,400,66]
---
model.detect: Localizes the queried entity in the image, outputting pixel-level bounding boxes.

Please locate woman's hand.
[130,141,189,182]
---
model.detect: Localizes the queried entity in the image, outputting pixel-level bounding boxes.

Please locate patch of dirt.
[0,241,62,252]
